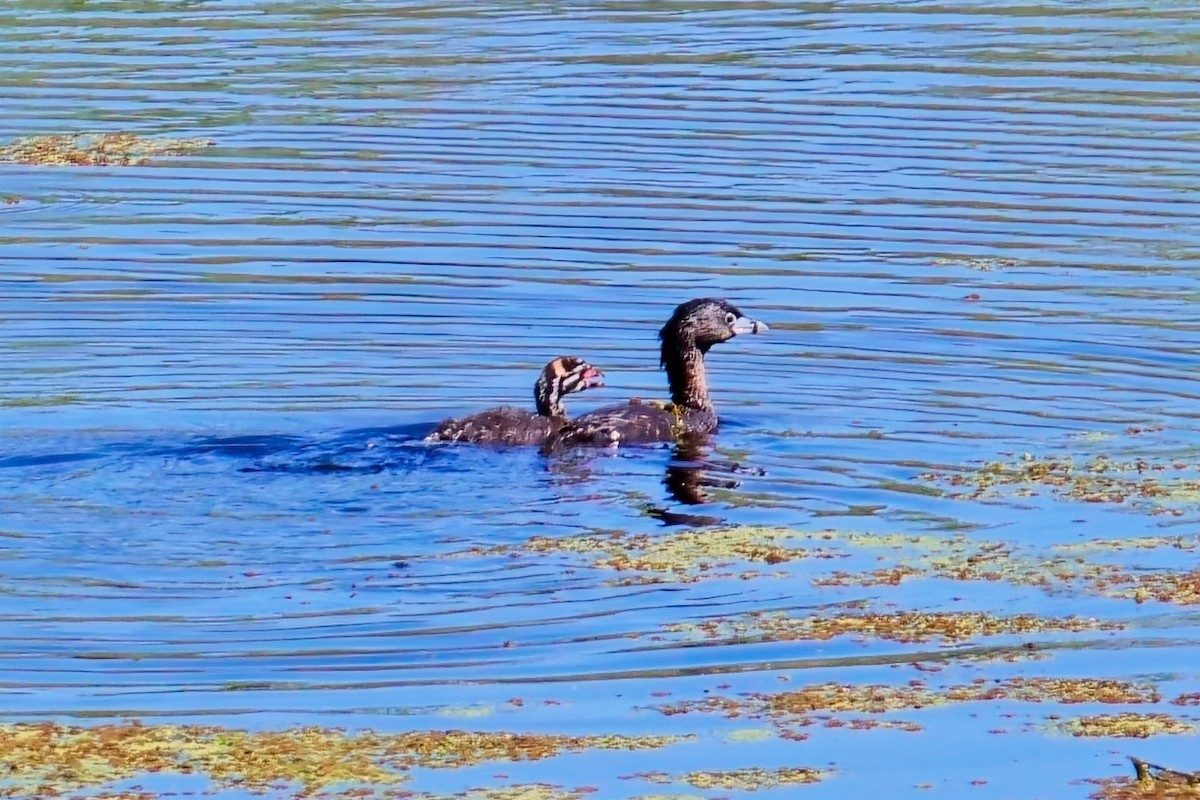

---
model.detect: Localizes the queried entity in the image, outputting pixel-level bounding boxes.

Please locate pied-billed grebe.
[425,356,605,446]
[544,298,767,450]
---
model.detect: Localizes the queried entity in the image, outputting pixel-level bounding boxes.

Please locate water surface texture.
[4,1,1200,798]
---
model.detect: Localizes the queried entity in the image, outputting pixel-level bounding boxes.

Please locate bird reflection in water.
[546,436,764,527]
[652,437,765,524]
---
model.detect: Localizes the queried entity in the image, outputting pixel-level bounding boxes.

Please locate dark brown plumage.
[544,298,767,451]
[425,356,605,446]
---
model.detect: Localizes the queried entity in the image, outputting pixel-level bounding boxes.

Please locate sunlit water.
[4,0,1200,797]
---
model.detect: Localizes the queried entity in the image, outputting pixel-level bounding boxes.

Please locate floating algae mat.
[918,453,1200,516]
[655,677,1195,739]
[0,722,687,798]
[665,609,1123,646]
[480,525,1200,605]
[471,526,823,583]
[628,765,829,791]
[0,132,213,166]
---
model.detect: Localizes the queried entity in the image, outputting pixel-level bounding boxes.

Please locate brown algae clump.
[0,132,214,166]
[931,256,1020,271]
[0,722,400,796]
[1086,564,1200,606]
[919,454,1200,513]
[1056,535,1200,554]
[634,766,829,790]
[447,786,597,800]
[480,525,1200,608]
[1060,713,1196,738]
[668,610,1121,645]
[0,722,685,797]
[1123,570,1200,606]
[764,678,1159,714]
[810,533,1118,593]
[481,526,827,581]
[484,527,1016,585]
[395,729,684,767]
[761,682,947,715]
[658,677,1163,736]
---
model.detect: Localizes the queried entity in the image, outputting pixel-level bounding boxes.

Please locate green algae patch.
[0,722,686,798]
[322,787,596,800]
[0,722,398,797]
[0,132,214,166]
[918,454,1200,514]
[0,393,82,407]
[1073,561,1200,608]
[759,678,1161,712]
[809,533,1117,592]
[442,786,597,800]
[1057,535,1200,554]
[931,256,1021,271]
[439,704,496,719]
[800,530,1178,606]
[477,527,1041,587]
[473,524,1200,610]
[809,533,1200,607]
[1096,568,1200,606]
[658,678,1162,742]
[668,610,1121,645]
[476,526,830,583]
[632,766,829,790]
[1060,713,1196,739]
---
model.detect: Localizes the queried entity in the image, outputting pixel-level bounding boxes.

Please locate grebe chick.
[426,356,605,446]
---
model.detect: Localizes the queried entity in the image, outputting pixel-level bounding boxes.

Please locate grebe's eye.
[725,312,736,325]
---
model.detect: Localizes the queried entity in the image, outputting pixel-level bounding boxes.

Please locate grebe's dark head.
[659,297,768,364]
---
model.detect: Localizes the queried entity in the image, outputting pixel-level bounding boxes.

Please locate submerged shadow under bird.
[425,356,606,446]
[544,298,767,451]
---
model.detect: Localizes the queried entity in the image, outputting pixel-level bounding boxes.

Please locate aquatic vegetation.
[475,526,824,582]
[918,454,1200,514]
[1093,568,1200,606]
[667,610,1123,645]
[630,766,829,790]
[763,678,1160,712]
[481,523,1200,613]
[437,786,596,800]
[69,784,602,800]
[482,527,1056,587]
[931,255,1021,271]
[1056,535,1200,554]
[0,722,395,797]
[804,538,1108,590]
[0,132,213,166]
[657,677,1164,741]
[1060,713,1196,738]
[0,393,82,408]
[0,722,686,798]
